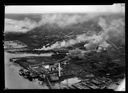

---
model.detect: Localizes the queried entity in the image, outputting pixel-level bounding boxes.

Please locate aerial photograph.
[4,4,125,90]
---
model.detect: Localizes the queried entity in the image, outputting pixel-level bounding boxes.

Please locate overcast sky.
[5,4,125,14]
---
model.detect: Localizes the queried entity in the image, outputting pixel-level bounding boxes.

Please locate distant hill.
[5,13,42,22]
[4,19,102,49]
[4,13,125,49]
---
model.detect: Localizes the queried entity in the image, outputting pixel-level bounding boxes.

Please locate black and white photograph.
[4,4,125,90]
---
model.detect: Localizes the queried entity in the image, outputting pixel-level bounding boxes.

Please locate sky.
[5,4,125,14]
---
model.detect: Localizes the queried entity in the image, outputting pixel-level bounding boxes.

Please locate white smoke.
[38,14,100,28]
[37,15,125,50]
[100,17,125,46]
[5,13,100,33]
[5,12,124,50]
[35,33,103,50]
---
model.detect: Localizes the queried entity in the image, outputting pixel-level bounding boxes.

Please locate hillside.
[4,13,125,49]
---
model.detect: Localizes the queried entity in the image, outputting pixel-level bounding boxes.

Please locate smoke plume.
[37,16,125,50]
[5,13,125,50]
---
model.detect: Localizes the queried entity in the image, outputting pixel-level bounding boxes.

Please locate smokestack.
[58,63,61,77]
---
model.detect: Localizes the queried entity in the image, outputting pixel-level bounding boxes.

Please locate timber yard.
[7,42,125,89]
[4,9,125,90]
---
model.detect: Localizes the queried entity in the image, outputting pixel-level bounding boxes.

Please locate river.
[4,52,49,89]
